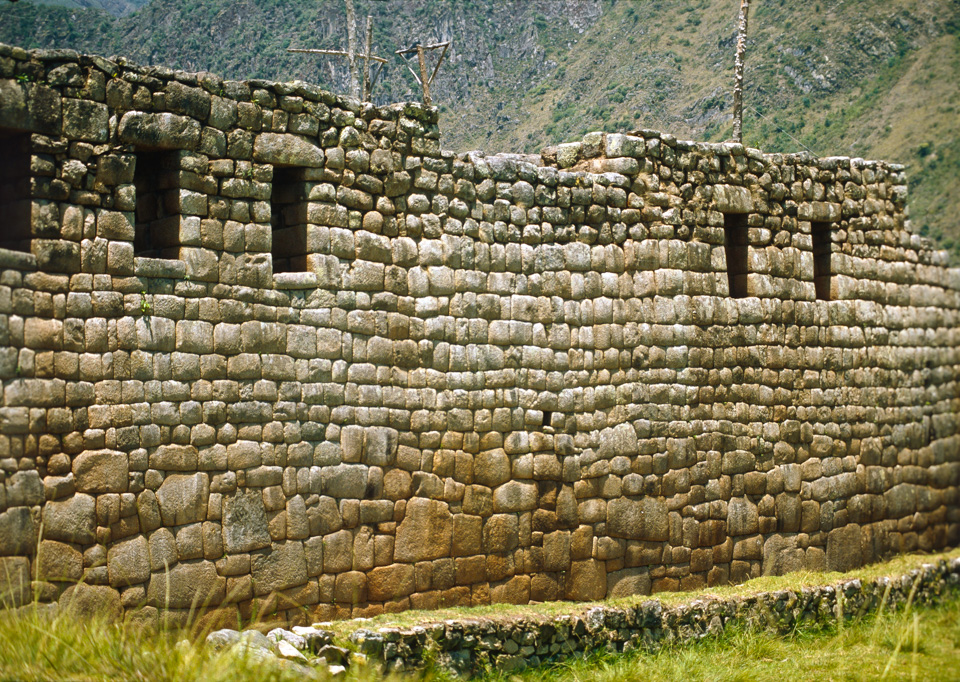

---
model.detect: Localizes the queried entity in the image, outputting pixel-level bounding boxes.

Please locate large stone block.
[59,583,123,621]
[118,111,201,150]
[252,133,324,167]
[73,449,128,494]
[367,563,416,602]
[147,561,225,609]
[565,559,606,601]
[395,498,452,563]
[607,567,651,599]
[62,98,109,143]
[826,524,862,573]
[492,481,537,513]
[156,473,209,526]
[0,80,61,135]
[606,497,668,541]
[597,423,639,459]
[0,506,37,556]
[42,493,96,545]
[222,489,271,553]
[728,497,759,537]
[36,540,82,582]
[713,184,753,214]
[251,541,308,596]
[108,535,151,588]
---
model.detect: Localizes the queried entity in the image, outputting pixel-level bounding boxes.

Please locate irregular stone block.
[252,133,324,167]
[73,449,128,494]
[42,494,96,545]
[147,561,225,609]
[108,534,151,588]
[118,111,201,150]
[713,184,753,214]
[395,498,452,563]
[251,541,308,596]
[37,540,82,582]
[222,489,271,553]
[367,563,416,602]
[156,473,209,526]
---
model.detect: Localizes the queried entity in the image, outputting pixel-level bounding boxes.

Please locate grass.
[485,593,960,682]
[2,550,957,681]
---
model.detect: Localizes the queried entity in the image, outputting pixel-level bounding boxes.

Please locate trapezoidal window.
[0,131,33,253]
[811,221,833,301]
[271,167,310,273]
[133,151,182,259]
[723,213,749,298]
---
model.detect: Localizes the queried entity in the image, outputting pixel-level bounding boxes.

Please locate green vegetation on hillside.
[1,0,958,257]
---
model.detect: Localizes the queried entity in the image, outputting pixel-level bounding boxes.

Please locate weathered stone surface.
[395,498,452,563]
[42,494,96,545]
[826,524,863,573]
[60,583,123,621]
[73,450,128,494]
[0,556,31,607]
[118,111,201,149]
[108,535,151,588]
[221,489,271,553]
[0,46,956,623]
[713,184,753,213]
[607,567,651,599]
[607,498,668,541]
[156,473,209,526]
[252,133,324,167]
[0,80,61,134]
[565,559,606,601]
[728,497,759,537]
[251,541,308,596]
[0,507,37,555]
[367,563,416,602]
[147,561,225,609]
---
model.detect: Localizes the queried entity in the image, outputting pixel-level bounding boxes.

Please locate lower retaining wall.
[344,556,960,675]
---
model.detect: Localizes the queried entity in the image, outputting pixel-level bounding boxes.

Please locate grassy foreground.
[1,552,959,682]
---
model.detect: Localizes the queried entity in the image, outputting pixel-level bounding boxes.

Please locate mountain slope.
[1,0,958,255]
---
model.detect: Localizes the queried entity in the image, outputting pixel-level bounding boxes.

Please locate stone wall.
[0,43,958,627]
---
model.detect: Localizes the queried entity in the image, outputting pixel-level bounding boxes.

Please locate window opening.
[723,213,749,298]
[0,131,33,253]
[542,411,552,428]
[271,167,309,273]
[133,151,181,258]
[811,221,833,301]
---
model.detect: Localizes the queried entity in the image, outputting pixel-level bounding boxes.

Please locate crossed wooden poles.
[287,17,449,106]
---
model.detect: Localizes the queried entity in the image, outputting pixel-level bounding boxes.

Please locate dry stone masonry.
[0,43,958,627]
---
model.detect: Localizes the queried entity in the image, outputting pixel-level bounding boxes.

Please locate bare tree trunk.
[732,0,750,143]
[362,15,373,101]
[344,0,360,98]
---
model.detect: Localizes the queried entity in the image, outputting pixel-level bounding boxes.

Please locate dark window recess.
[271,167,310,273]
[724,213,749,298]
[542,411,552,428]
[133,151,181,258]
[811,221,833,301]
[0,131,33,253]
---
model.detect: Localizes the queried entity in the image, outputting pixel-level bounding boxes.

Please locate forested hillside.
[3,0,959,255]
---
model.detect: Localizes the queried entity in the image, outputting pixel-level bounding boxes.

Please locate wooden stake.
[362,15,374,101]
[344,0,360,98]
[417,44,431,107]
[732,0,750,143]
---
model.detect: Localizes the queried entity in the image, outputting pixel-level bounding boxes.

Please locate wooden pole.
[362,15,374,101]
[344,0,360,98]
[732,0,750,143]
[417,44,431,106]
